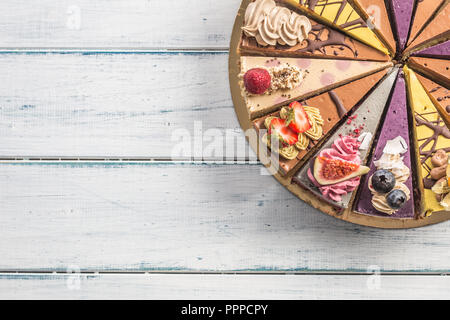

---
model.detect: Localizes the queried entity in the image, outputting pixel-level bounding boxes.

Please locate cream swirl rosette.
[368,137,412,215]
[242,0,312,47]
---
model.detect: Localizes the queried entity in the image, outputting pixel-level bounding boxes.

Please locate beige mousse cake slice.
[240,56,392,119]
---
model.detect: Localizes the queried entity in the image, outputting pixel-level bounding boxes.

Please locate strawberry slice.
[286,101,312,133]
[268,117,298,147]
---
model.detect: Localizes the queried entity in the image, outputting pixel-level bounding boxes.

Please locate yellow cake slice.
[404,66,450,216]
[281,0,389,55]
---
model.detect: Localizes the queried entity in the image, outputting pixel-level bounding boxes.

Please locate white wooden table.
[0,0,449,300]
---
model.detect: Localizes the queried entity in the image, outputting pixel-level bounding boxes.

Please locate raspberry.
[243,68,271,95]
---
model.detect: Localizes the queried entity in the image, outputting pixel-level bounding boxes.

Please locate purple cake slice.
[412,40,450,59]
[354,72,415,218]
[389,0,415,50]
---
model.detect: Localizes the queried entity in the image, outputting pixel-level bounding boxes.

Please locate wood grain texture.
[1,273,449,299]
[0,52,251,159]
[0,0,241,49]
[0,162,449,272]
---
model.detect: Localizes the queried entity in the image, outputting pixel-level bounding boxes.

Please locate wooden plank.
[0,0,241,49]
[0,162,449,272]
[0,52,251,159]
[0,273,449,299]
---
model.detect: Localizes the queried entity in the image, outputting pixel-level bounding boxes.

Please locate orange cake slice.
[405,2,450,54]
[408,0,446,47]
[408,56,450,88]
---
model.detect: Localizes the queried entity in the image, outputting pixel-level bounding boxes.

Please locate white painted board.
[1,162,449,272]
[0,0,241,49]
[1,274,449,300]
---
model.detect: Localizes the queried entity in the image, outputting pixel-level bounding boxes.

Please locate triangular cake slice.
[239,56,392,118]
[405,2,450,54]
[408,0,446,47]
[415,73,450,129]
[281,0,389,55]
[387,0,415,50]
[403,66,450,216]
[348,0,396,53]
[292,68,399,210]
[354,72,416,219]
[240,0,388,61]
[408,56,450,88]
[252,68,389,175]
[412,40,450,59]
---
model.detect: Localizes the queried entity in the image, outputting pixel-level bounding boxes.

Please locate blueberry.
[372,169,396,193]
[386,189,407,210]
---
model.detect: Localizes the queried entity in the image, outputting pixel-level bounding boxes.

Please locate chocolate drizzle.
[428,86,450,114]
[303,0,366,30]
[328,90,347,118]
[298,24,357,57]
[415,111,450,188]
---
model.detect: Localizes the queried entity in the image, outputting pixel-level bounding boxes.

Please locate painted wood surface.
[1,162,449,272]
[0,0,241,49]
[1,273,449,299]
[0,52,249,159]
[0,0,449,299]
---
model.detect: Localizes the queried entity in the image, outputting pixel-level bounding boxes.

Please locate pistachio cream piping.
[295,133,309,150]
[243,0,312,47]
[263,134,299,160]
[303,106,323,140]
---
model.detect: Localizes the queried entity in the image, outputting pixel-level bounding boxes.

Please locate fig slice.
[313,156,370,186]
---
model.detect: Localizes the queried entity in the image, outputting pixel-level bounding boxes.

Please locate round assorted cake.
[229,0,450,228]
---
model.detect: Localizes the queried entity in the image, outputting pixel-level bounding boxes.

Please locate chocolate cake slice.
[240,0,389,61]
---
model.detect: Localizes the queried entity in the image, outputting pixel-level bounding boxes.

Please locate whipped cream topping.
[368,137,411,215]
[243,0,312,47]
